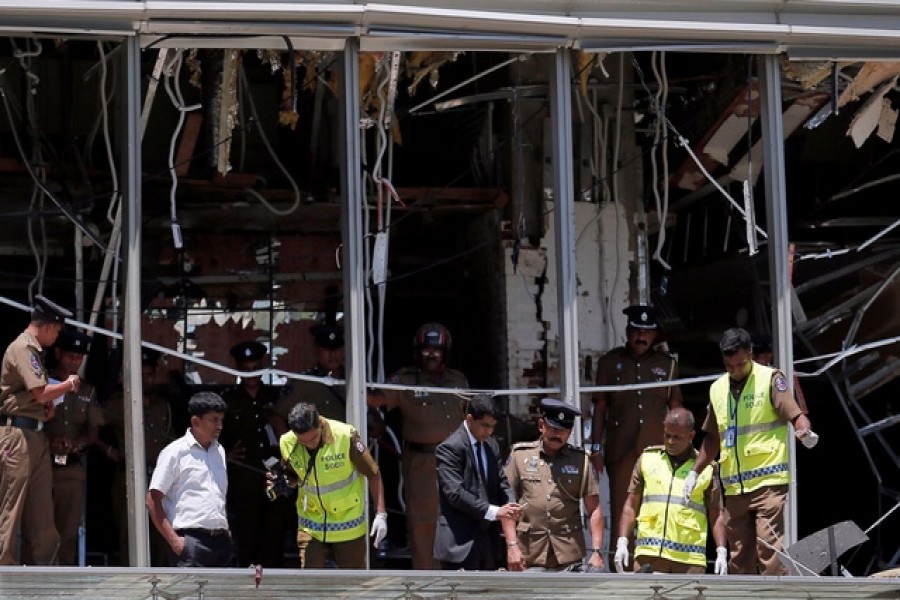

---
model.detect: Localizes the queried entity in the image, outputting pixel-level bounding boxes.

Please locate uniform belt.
[176,528,230,537]
[406,441,437,453]
[0,415,44,431]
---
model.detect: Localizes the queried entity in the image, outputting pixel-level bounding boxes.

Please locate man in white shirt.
[146,392,234,567]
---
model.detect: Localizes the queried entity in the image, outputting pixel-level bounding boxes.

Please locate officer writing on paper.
[614,408,727,575]
[684,327,818,575]
[505,398,604,572]
[0,295,77,565]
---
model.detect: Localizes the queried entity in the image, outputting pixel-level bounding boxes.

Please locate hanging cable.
[162,49,200,249]
[98,41,120,228]
[0,64,107,250]
[632,56,768,243]
[238,65,302,216]
[648,51,671,271]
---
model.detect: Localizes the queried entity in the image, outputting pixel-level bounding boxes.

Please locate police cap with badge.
[230,340,267,363]
[310,322,344,350]
[55,329,91,355]
[540,398,581,430]
[32,295,72,324]
[623,304,659,330]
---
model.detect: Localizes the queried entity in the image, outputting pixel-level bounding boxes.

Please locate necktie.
[475,441,487,481]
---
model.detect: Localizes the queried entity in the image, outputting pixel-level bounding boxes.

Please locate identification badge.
[54,454,68,466]
[724,426,737,448]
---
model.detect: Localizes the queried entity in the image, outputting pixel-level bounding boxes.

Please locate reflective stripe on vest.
[634,449,711,567]
[709,363,790,496]
[280,418,367,542]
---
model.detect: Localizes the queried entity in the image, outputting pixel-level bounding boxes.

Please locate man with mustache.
[589,305,683,563]
[504,398,604,572]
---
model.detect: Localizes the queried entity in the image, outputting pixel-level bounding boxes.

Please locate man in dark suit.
[434,394,522,570]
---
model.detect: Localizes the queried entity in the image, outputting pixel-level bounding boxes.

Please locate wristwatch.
[589,443,602,453]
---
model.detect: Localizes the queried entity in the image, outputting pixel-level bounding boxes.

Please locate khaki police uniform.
[385,366,467,570]
[702,365,802,575]
[0,330,61,565]
[45,380,103,565]
[506,440,598,569]
[106,388,173,565]
[221,382,292,567]
[594,346,681,555]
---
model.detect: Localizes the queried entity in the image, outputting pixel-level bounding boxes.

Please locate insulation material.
[847,78,896,148]
[839,61,900,107]
[877,100,898,144]
[781,58,854,90]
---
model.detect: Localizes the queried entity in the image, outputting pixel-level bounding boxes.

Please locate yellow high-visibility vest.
[709,363,789,496]
[634,447,712,567]
[280,419,367,543]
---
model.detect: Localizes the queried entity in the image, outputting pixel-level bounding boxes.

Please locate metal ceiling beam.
[9,1,900,56]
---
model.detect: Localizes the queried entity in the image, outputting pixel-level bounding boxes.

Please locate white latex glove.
[799,429,820,449]
[683,470,698,500]
[370,512,388,547]
[714,546,728,575]
[614,536,629,573]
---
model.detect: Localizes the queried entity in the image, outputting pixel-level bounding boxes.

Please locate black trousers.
[440,527,499,571]
[171,529,235,567]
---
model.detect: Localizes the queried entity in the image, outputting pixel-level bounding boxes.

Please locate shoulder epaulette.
[510,440,540,451]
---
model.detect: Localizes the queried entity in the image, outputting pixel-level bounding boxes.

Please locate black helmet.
[413,322,453,353]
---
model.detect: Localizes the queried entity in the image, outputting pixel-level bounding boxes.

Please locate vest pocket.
[328,494,360,513]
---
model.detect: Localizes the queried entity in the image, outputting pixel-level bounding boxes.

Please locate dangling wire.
[649,51,672,270]
[163,49,201,249]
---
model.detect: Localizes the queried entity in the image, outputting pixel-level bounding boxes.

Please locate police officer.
[279,402,387,569]
[505,398,604,572]
[106,347,174,565]
[614,408,727,575]
[685,327,816,575]
[368,322,468,569]
[45,329,105,565]
[278,322,347,422]
[590,305,683,562]
[0,295,77,565]
[220,340,291,568]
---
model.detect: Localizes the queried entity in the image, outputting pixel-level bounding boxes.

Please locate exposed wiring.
[0,74,107,250]
[632,56,768,243]
[238,65,301,216]
[98,41,120,228]
[162,49,200,249]
[649,51,672,271]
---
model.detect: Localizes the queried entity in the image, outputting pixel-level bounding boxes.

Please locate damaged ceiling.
[0,0,898,574]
